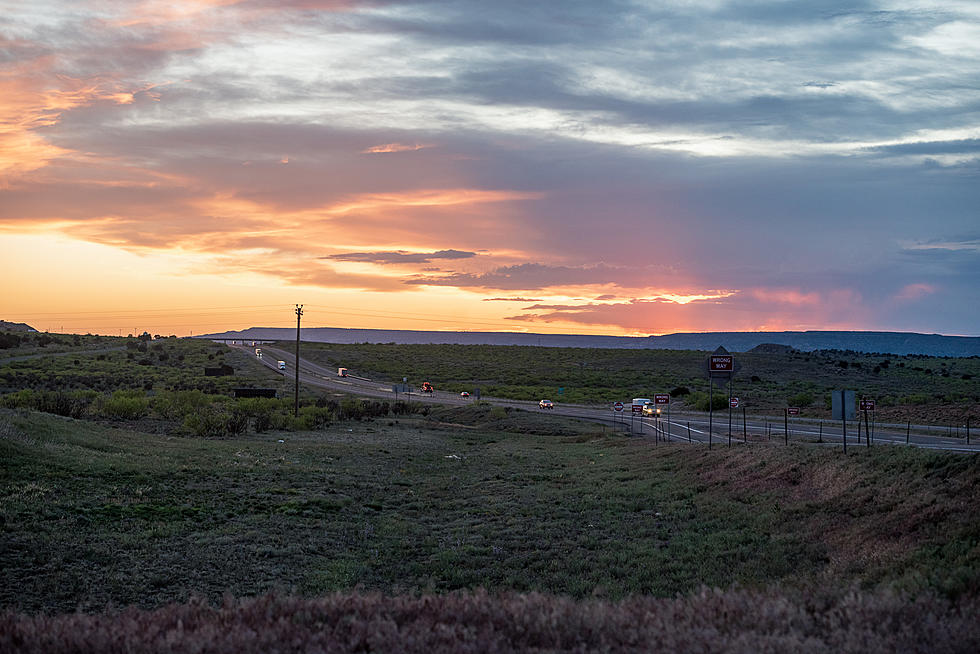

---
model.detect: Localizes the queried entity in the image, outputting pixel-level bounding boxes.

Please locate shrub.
[686,392,729,412]
[787,392,813,408]
[1,389,96,419]
[298,406,333,430]
[184,406,247,438]
[670,386,691,397]
[93,390,150,420]
[0,332,22,349]
[152,390,216,420]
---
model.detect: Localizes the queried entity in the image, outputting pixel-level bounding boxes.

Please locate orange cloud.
[362,143,432,154]
[0,57,157,180]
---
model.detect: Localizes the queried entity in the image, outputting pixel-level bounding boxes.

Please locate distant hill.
[0,320,36,332]
[197,327,980,357]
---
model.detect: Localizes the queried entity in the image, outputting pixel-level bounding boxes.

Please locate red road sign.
[655,393,670,404]
[632,404,643,414]
[730,397,739,408]
[787,407,800,416]
[860,399,876,411]
[710,355,734,372]
[613,401,624,412]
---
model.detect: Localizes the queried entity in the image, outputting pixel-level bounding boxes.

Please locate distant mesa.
[198,327,980,357]
[0,320,37,333]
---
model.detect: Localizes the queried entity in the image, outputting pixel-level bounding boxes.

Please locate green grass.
[0,335,280,396]
[2,407,977,614]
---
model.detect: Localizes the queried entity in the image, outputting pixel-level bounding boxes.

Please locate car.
[642,403,660,416]
[460,391,470,398]
[277,360,286,371]
[539,399,554,409]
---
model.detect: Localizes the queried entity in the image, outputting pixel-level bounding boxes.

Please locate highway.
[239,344,980,454]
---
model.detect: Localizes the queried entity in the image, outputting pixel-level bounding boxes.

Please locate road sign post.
[705,347,740,451]
[708,377,713,449]
[860,399,875,447]
[785,407,800,445]
[655,393,670,440]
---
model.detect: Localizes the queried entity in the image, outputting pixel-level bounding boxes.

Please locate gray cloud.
[325,249,476,264]
[405,263,671,291]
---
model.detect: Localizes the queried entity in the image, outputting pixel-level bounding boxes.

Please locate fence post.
[784,409,788,445]
[687,421,692,443]
[819,423,823,443]
[864,409,870,448]
[906,420,910,445]
[841,389,847,454]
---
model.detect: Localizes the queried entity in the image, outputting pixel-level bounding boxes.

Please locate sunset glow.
[1,2,978,337]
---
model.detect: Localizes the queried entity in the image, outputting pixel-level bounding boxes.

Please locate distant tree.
[0,333,21,349]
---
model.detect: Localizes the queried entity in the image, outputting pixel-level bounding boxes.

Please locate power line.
[14,304,291,317]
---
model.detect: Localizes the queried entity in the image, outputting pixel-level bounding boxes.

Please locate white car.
[460,391,470,398]
[539,399,554,409]
[278,360,286,370]
[642,403,660,416]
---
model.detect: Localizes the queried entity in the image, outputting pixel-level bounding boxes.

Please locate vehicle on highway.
[539,399,554,409]
[642,403,660,416]
[255,348,262,358]
[337,367,348,377]
[278,360,286,371]
[420,381,434,393]
[460,391,470,398]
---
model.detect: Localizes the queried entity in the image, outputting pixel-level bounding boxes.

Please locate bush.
[298,406,333,430]
[686,391,729,412]
[0,332,22,349]
[93,390,149,420]
[152,390,215,420]
[1,389,96,419]
[669,386,691,397]
[787,392,813,408]
[184,405,247,438]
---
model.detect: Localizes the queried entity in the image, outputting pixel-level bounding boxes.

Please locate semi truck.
[337,367,348,377]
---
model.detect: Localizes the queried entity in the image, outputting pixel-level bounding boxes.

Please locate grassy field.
[2,404,977,615]
[0,334,280,397]
[291,341,980,423]
[2,334,978,649]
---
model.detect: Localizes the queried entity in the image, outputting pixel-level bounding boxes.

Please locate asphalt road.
[241,344,980,454]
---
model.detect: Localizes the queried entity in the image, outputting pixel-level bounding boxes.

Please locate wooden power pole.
[294,304,303,417]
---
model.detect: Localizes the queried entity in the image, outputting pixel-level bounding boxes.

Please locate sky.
[1,0,978,337]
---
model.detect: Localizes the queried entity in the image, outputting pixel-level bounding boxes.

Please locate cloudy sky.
[2,0,978,336]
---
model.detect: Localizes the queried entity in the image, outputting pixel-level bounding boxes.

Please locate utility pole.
[294,304,303,417]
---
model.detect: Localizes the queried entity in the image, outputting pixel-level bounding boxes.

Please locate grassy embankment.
[2,404,977,616]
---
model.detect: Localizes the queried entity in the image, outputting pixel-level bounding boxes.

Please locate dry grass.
[2,589,978,653]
